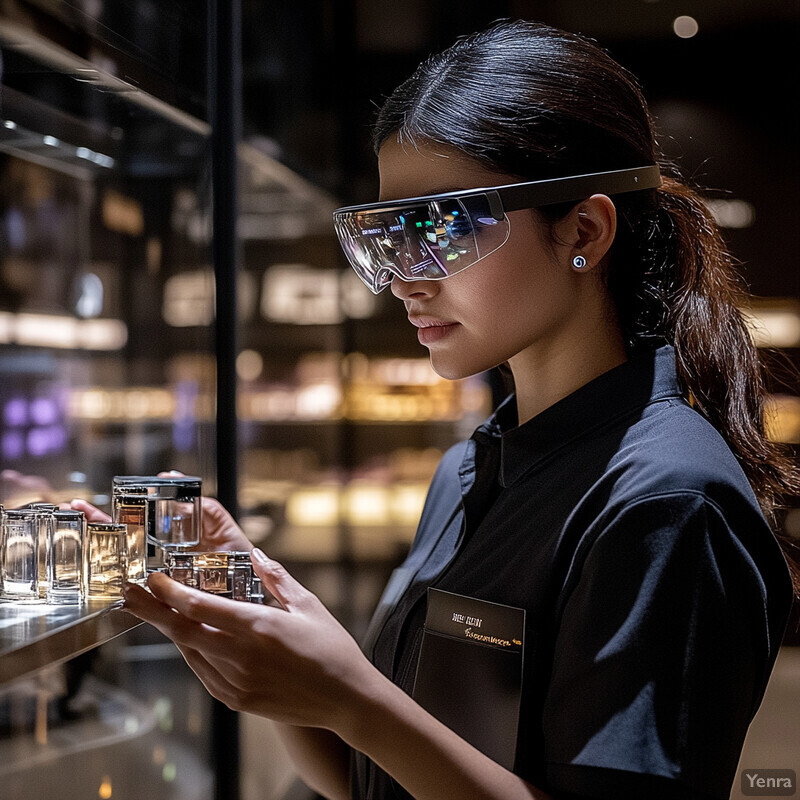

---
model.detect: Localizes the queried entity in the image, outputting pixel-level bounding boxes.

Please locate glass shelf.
[0,599,142,687]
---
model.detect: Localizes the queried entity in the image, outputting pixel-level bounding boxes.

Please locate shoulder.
[605,396,759,510]
[426,439,471,497]
[562,399,792,613]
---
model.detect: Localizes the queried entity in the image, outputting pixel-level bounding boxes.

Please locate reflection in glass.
[30,503,57,598]
[196,552,231,597]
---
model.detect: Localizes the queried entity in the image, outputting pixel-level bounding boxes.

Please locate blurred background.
[0,2,797,799]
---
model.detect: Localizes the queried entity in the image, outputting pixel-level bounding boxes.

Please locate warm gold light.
[741,300,800,348]
[343,484,390,525]
[390,484,428,526]
[764,394,800,443]
[286,487,340,526]
[237,349,264,382]
[98,776,113,799]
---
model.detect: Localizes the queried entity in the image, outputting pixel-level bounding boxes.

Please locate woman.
[122,19,798,800]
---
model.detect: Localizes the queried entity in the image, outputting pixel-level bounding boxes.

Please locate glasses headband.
[334,165,662,218]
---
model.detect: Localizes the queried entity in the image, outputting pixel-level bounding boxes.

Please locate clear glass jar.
[85,522,127,599]
[48,509,86,604]
[1,509,39,601]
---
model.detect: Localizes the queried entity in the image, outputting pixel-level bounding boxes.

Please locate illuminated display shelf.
[0,599,141,687]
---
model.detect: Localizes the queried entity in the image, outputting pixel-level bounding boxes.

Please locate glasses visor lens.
[334,194,509,293]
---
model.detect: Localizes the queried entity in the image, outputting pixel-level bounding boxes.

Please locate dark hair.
[373,19,800,587]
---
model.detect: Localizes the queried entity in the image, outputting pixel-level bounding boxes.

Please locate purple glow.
[26,425,66,457]
[5,207,25,249]
[30,397,58,425]
[27,427,51,456]
[173,381,198,453]
[2,431,24,459]
[3,398,28,427]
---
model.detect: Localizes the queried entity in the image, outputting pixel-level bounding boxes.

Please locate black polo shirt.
[351,346,793,800]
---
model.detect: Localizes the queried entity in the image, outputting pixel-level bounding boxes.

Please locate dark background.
[240,0,799,303]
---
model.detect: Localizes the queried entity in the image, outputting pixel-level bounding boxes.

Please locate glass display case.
[0,3,491,798]
[0,3,216,799]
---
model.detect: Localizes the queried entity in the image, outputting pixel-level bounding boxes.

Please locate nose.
[389,276,439,301]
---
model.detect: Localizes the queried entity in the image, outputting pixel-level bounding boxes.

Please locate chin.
[428,355,488,382]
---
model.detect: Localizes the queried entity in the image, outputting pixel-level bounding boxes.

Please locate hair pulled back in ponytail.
[373,18,800,584]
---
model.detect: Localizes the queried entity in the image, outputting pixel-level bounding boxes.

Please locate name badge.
[412,588,525,769]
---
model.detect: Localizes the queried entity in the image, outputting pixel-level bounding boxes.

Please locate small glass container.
[250,575,265,604]
[47,510,85,604]
[195,552,231,596]
[112,488,148,583]
[85,522,127,599]
[1,509,39,601]
[166,550,197,588]
[30,503,57,599]
[153,479,202,549]
[112,476,202,555]
[230,552,252,601]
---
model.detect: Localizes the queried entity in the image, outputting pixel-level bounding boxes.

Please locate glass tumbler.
[111,488,148,584]
[31,503,57,599]
[85,522,127,599]
[47,510,86,604]
[166,550,197,588]
[1,509,39,601]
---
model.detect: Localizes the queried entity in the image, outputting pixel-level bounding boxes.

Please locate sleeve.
[542,490,790,800]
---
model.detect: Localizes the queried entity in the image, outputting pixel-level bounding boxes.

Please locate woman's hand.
[196,496,253,552]
[123,549,376,730]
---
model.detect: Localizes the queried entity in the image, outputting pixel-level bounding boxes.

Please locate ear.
[554,194,617,271]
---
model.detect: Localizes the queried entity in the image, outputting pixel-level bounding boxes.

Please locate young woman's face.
[378,138,588,380]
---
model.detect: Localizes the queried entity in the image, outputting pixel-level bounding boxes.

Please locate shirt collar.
[477,345,684,488]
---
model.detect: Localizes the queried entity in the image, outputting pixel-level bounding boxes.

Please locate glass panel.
[0,6,216,799]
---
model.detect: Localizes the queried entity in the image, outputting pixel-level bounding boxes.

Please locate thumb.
[69,498,112,523]
[251,548,312,612]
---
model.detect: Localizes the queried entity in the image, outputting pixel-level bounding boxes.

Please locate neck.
[508,326,628,426]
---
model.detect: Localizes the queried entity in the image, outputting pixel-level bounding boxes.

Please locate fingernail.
[251,547,269,565]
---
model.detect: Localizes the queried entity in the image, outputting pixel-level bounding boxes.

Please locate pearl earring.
[572,255,587,269]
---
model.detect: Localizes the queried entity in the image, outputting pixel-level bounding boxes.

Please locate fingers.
[123,581,242,657]
[144,572,260,633]
[69,499,111,523]
[177,645,236,703]
[250,549,313,612]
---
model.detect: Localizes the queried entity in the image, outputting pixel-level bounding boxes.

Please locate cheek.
[467,250,561,320]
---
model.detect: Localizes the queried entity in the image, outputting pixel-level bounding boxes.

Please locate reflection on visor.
[334,194,510,293]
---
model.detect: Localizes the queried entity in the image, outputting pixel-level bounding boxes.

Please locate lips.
[409,316,459,345]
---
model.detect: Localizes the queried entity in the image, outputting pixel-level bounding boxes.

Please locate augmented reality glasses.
[333,165,661,294]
